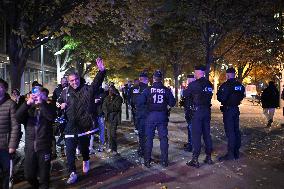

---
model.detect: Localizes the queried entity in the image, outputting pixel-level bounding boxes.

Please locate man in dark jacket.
[217,68,245,161]
[16,86,56,189]
[133,72,149,157]
[103,86,123,155]
[52,77,68,105]
[261,81,279,127]
[122,81,132,120]
[0,79,20,189]
[57,58,106,184]
[89,87,107,153]
[185,65,214,168]
[130,79,140,130]
[183,74,196,152]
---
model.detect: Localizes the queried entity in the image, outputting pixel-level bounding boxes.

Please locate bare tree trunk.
[8,34,30,90]
[173,62,180,105]
[205,47,213,79]
[76,59,84,77]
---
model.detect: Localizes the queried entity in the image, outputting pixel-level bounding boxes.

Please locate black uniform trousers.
[223,106,241,156]
[191,107,213,158]
[145,121,168,163]
[24,149,51,189]
[137,117,146,155]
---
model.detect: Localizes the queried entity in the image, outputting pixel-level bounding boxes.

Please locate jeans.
[0,149,10,189]
[97,116,105,145]
[65,136,90,173]
[263,108,275,121]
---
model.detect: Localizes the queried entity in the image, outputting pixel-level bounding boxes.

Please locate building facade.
[0,17,57,95]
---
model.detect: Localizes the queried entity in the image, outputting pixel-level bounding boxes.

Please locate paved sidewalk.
[13,101,284,189]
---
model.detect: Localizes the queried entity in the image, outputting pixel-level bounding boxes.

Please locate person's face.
[41,92,48,101]
[194,70,204,79]
[109,87,115,96]
[0,84,7,98]
[143,77,149,84]
[134,80,139,86]
[12,90,19,97]
[61,78,68,88]
[226,73,235,80]
[68,75,80,89]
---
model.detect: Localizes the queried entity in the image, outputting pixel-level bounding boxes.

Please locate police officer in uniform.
[134,72,149,157]
[130,79,142,132]
[185,65,213,168]
[138,70,176,168]
[217,67,245,161]
[183,74,195,152]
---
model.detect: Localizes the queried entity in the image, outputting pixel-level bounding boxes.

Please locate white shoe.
[67,172,77,184]
[106,148,112,153]
[83,160,90,173]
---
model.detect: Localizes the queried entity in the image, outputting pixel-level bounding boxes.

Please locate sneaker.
[134,129,139,135]
[83,160,90,173]
[144,160,151,168]
[106,148,112,153]
[266,119,273,128]
[186,158,200,168]
[67,172,77,184]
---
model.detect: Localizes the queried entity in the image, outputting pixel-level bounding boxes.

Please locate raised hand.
[96,57,105,71]
[27,94,35,105]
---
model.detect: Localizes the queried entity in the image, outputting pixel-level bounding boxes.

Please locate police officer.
[185,65,213,168]
[217,67,245,161]
[133,72,149,157]
[183,74,195,152]
[130,78,142,133]
[138,70,176,168]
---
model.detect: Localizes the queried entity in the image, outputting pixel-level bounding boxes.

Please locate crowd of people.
[1,57,283,188]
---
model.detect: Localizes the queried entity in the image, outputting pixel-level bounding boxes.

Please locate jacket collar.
[0,93,11,106]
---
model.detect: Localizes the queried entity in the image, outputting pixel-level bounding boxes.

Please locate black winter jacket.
[261,84,279,108]
[57,70,106,135]
[0,94,20,150]
[16,102,56,152]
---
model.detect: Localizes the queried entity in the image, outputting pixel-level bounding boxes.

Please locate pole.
[40,45,44,85]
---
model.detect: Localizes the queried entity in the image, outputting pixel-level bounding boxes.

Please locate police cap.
[139,71,148,78]
[194,65,206,71]
[153,70,163,78]
[226,67,236,74]
[187,74,194,78]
